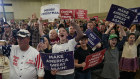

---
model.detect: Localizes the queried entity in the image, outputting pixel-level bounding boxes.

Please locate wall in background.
[0,0,14,21]
[2,0,140,20]
[12,0,42,19]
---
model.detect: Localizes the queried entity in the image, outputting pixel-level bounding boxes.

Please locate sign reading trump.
[40,4,60,20]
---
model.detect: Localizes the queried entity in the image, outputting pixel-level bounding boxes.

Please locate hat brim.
[17,34,28,38]
[109,37,118,40]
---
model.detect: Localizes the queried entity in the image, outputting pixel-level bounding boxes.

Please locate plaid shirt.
[29,26,40,48]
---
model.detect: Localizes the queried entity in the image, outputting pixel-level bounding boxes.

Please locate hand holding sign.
[51,70,57,75]
[81,62,86,68]
[95,42,101,48]
[109,22,115,28]
[118,24,126,36]
[105,22,115,34]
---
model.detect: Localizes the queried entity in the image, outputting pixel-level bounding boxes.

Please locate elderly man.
[0,29,44,79]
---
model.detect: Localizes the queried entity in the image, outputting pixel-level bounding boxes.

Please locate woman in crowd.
[101,23,126,79]
[120,33,140,79]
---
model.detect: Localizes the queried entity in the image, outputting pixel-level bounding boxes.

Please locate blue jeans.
[56,73,74,79]
[75,71,91,79]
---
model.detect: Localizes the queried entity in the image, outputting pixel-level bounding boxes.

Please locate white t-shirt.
[52,38,77,75]
[122,36,140,58]
[3,45,44,79]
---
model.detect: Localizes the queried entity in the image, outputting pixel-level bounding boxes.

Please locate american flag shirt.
[0,45,44,79]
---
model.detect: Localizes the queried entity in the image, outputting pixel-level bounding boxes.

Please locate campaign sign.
[75,9,87,19]
[84,29,101,48]
[40,51,74,71]
[130,7,140,24]
[60,9,74,19]
[106,4,137,28]
[83,49,106,70]
[40,4,60,20]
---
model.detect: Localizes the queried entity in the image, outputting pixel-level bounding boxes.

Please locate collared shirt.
[30,26,40,48]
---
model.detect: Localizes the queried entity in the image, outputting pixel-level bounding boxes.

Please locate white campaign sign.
[40,4,60,20]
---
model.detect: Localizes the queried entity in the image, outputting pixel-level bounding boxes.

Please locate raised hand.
[105,22,115,34]
[38,17,42,24]
[37,42,44,51]
[109,22,115,28]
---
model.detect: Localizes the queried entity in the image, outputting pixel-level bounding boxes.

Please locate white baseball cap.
[17,29,31,38]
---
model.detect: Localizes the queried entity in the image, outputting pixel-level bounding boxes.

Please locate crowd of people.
[0,15,140,79]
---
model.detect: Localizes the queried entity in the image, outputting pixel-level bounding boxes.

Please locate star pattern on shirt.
[2,45,11,57]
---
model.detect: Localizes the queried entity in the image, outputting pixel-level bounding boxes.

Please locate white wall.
[3,0,140,19]
[12,0,42,19]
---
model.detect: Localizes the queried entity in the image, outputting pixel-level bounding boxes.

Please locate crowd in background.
[0,15,140,79]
